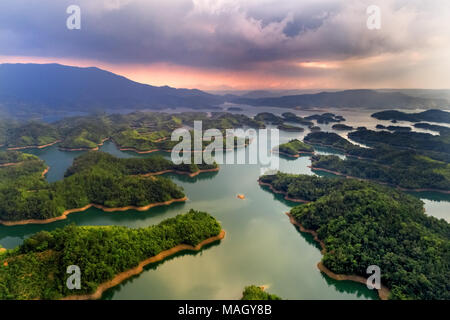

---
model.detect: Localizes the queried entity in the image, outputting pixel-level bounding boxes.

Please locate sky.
[1,0,450,91]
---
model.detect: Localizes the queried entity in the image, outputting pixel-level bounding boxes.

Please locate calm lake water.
[1,109,448,300]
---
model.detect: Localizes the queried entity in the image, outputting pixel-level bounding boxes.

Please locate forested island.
[259,173,450,300]
[331,124,353,131]
[302,131,450,192]
[0,150,220,224]
[372,109,450,123]
[277,124,305,132]
[241,285,281,300]
[0,111,264,153]
[0,210,224,300]
[277,139,314,157]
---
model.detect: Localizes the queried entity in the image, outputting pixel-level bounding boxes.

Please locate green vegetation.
[277,124,304,132]
[0,151,187,222]
[0,210,222,299]
[305,113,345,124]
[241,285,282,300]
[281,112,314,126]
[2,111,263,152]
[254,112,284,124]
[311,154,450,191]
[0,151,39,165]
[414,123,450,135]
[348,129,450,162]
[372,109,450,124]
[260,173,450,300]
[57,117,112,150]
[5,122,59,148]
[304,132,356,152]
[278,139,313,157]
[332,124,353,131]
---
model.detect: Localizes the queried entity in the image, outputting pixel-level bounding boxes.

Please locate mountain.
[372,109,450,123]
[1,64,449,119]
[232,89,449,109]
[0,63,224,117]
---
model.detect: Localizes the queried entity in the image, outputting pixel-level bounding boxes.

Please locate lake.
[1,108,448,300]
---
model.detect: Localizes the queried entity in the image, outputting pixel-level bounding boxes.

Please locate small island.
[276,139,314,157]
[0,210,224,300]
[331,123,353,131]
[277,124,305,132]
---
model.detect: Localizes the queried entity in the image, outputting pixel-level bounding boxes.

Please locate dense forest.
[260,173,450,300]
[348,129,450,162]
[0,151,188,222]
[310,154,450,191]
[0,210,222,299]
[241,286,282,300]
[277,124,304,132]
[371,109,450,124]
[0,111,264,152]
[0,150,39,165]
[277,139,314,157]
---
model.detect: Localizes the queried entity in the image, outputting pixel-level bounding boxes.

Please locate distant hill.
[1,64,449,119]
[232,89,449,109]
[0,63,224,117]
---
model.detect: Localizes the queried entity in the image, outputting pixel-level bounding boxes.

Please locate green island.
[304,112,345,124]
[0,150,217,224]
[0,210,224,300]
[371,109,450,124]
[0,150,39,166]
[0,112,264,153]
[254,112,284,124]
[281,112,314,126]
[259,173,450,300]
[348,129,450,162]
[303,132,450,192]
[414,123,450,135]
[331,124,353,131]
[277,124,305,132]
[277,139,314,157]
[241,285,282,300]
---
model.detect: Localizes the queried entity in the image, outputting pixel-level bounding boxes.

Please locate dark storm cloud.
[0,0,449,75]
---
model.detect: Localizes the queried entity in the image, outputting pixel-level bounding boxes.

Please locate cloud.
[0,0,449,89]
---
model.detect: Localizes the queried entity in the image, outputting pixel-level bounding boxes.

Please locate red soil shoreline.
[61,230,226,300]
[272,150,315,158]
[59,138,110,152]
[142,167,220,178]
[285,212,390,300]
[7,140,62,151]
[258,181,309,203]
[0,197,188,226]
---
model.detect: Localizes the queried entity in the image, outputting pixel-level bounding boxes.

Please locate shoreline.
[0,197,188,226]
[258,181,309,203]
[41,166,49,178]
[7,140,61,151]
[0,161,24,167]
[61,230,226,300]
[310,166,450,194]
[142,167,220,178]
[285,212,390,300]
[59,137,110,152]
[272,150,315,158]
